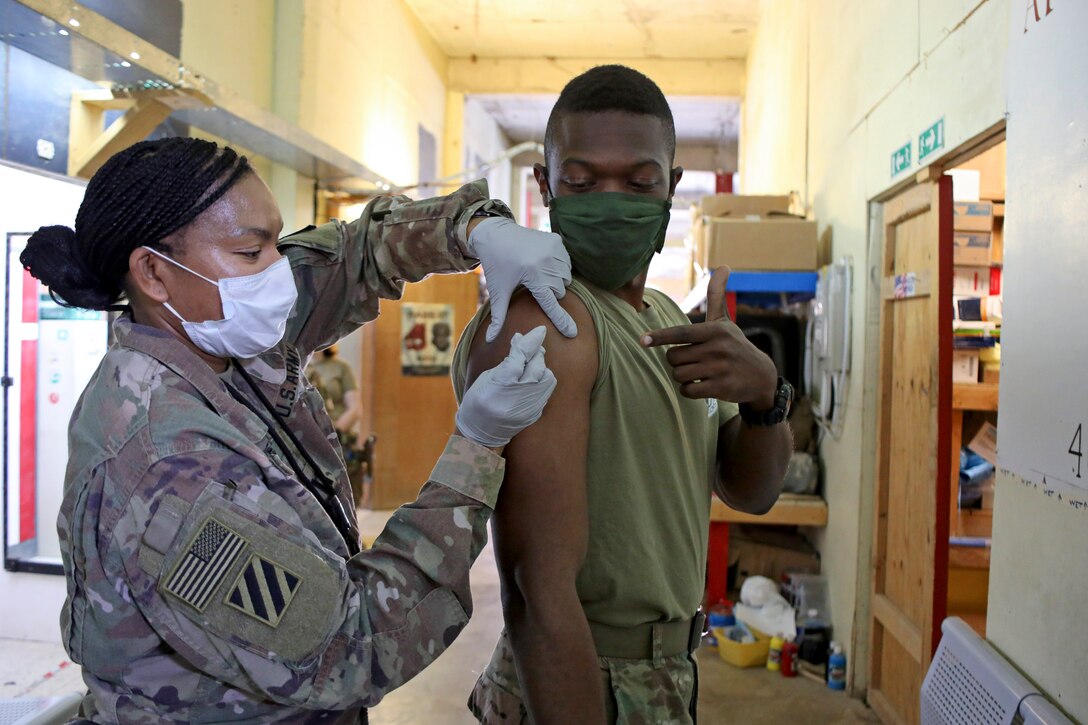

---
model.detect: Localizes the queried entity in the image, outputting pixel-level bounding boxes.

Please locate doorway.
[865,129,1007,724]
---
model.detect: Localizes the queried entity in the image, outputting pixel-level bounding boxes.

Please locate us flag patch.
[164,519,246,611]
[224,555,302,627]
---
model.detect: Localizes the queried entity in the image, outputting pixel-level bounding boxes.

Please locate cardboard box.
[956,143,1006,201]
[968,421,998,465]
[953,231,992,266]
[699,218,820,271]
[981,480,996,510]
[982,364,1000,384]
[954,295,1002,322]
[952,350,980,383]
[953,266,991,297]
[953,201,994,232]
[730,526,819,589]
[695,194,791,220]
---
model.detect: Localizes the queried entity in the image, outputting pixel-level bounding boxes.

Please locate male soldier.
[453,66,793,723]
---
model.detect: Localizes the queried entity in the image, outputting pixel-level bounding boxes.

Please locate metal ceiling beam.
[6,0,393,190]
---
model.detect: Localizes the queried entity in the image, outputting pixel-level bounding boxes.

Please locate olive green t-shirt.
[453,278,738,627]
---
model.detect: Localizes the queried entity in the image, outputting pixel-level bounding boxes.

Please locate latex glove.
[456,326,557,448]
[468,217,577,342]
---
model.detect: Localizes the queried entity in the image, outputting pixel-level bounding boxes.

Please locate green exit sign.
[919,118,945,162]
[891,141,912,177]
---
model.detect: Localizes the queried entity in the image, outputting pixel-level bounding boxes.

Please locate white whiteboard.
[998,0,1088,501]
[0,162,90,559]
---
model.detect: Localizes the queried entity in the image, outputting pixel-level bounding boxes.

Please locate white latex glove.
[456,326,557,448]
[468,217,577,343]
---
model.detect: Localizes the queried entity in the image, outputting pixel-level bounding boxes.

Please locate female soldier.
[20,137,563,723]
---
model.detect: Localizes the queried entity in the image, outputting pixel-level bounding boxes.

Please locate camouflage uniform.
[57,182,512,723]
[470,630,697,725]
[306,356,356,423]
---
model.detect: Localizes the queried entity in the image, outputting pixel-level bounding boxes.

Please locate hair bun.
[30,224,76,248]
[20,224,117,310]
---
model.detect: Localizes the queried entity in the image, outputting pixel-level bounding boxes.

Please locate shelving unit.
[695,269,824,607]
[946,141,1006,638]
[710,494,828,526]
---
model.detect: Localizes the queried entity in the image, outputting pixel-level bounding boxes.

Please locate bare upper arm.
[464,290,598,598]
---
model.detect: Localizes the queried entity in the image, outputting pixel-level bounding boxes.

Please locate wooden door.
[365,272,480,509]
[868,177,953,724]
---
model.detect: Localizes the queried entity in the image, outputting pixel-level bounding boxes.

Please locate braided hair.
[21,138,251,310]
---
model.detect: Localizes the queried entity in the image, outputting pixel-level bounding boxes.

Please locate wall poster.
[400,302,454,376]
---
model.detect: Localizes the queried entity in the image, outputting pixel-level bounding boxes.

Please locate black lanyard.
[227,360,362,557]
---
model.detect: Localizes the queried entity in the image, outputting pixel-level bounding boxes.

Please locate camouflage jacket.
[58,182,512,723]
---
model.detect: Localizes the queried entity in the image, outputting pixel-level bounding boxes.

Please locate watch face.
[777,380,794,419]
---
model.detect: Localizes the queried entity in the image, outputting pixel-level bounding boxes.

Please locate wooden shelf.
[953,508,993,538]
[949,543,991,569]
[952,382,999,411]
[710,494,828,527]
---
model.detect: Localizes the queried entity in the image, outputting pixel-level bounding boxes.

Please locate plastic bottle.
[709,599,735,625]
[703,612,731,653]
[781,640,799,678]
[767,634,785,672]
[827,642,847,690]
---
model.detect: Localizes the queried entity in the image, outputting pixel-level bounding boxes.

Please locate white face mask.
[144,247,298,359]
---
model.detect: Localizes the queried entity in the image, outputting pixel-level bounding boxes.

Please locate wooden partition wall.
[362,272,481,510]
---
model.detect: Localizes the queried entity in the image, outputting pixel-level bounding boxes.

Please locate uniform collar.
[113,315,289,384]
[112,316,269,443]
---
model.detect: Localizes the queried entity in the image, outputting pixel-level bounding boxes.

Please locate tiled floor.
[0,637,84,700]
[0,509,879,724]
[360,510,879,725]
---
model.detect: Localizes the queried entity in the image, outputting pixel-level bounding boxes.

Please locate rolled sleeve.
[428,435,506,510]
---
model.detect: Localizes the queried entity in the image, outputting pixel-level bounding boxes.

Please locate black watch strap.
[739,377,793,427]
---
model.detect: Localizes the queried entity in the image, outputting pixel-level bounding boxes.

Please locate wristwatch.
[470,199,512,220]
[739,377,794,427]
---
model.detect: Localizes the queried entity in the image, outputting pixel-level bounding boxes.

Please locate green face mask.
[549,192,672,291]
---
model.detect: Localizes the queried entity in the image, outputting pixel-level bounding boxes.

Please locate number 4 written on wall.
[1070,424,1083,478]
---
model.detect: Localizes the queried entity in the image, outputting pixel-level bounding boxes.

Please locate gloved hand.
[456,325,557,448]
[468,217,578,343]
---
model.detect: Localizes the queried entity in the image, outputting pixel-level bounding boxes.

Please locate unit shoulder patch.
[224,554,303,627]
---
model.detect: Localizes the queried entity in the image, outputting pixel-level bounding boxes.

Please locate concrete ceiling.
[472,94,740,146]
[405,0,761,60]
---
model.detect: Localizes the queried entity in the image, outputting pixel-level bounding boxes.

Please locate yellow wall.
[181,0,314,231]
[181,0,450,209]
[295,0,448,187]
[742,0,1010,694]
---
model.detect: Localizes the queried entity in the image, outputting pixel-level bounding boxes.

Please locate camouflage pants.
[468,629,698,725]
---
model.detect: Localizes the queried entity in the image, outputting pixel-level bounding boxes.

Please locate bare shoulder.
[464,288,597,389]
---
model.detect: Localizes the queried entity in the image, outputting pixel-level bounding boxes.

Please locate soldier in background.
[307,345,360,431]
[21,137,569,724]
[306,345,369,507]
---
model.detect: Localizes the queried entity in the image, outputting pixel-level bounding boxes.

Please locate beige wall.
[182,0,450,212]
[463,96,514,206]
[742,0,1010,693]
[296,0,447,187]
